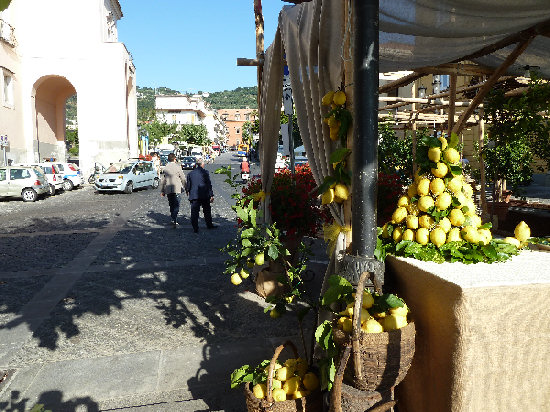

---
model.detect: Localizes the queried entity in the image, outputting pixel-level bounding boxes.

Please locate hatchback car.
[0,166,49,202]
[180,156,197,170]
[94,160,159,194]
[30,163,64,195]
[54,162,85,191]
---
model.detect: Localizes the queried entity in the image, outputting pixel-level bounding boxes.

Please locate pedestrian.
[152,152,161,176]
[185,157,217,233]
[160,153,187,227]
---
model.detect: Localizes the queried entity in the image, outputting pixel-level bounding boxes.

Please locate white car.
[31,163,65,195]
[0,166,49,202]
[53,162,85,191]
[94,160,159,194]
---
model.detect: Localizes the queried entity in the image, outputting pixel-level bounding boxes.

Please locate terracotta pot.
[255,260,287,298]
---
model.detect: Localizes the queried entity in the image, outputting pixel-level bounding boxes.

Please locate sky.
[118,0,284,94]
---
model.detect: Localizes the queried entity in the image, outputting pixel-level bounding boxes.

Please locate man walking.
[185,157,216,233]
[160,153,186,227]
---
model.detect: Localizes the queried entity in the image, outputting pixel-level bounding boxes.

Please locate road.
[0,152,325,411]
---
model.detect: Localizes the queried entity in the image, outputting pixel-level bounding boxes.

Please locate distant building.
[155,94,226,146]
[0,0,137,175]
[218,108,257,147]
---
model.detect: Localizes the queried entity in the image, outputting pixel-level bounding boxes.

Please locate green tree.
[377,120,415,183]
[65,128,79,156]
[178,124,209,146]
[143,119,178,147]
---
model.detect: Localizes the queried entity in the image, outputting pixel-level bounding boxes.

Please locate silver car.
[94,160,159,194]
[0,166,49,202]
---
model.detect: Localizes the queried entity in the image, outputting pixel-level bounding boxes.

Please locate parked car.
[33,163,64,195]
[53,162,85,191]
[180,156,197,170]
[0,166,49,202]
[94,160,159,194]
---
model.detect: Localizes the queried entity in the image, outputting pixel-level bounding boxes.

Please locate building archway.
[32,75,76,162]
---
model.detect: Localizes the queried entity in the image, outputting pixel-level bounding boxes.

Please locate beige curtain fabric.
[259,29,284,223]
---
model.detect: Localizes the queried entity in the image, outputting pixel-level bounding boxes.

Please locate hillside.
[203,86,258,110]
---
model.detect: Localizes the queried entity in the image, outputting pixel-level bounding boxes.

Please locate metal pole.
[352,0,379,257]
[288,117,295,175]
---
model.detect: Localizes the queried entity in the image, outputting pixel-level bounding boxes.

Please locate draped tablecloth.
[386,251,550,412]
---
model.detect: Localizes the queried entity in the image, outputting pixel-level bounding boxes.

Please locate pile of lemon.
[382,135,492,247]
[322,90,347,141]
[336,290,409,334]
[321,182,349,205]
[252,358,320,402]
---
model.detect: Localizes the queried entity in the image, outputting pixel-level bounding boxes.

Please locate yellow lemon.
[461,226,479,244]
[455,192,468,206]
[302,372,320,391]
[407,202,420,216]
[466,215,482,228]
[418,215,435,229]
[407,183,418,198]
[439,136,448,150]
[418,195,435,212]
[431,162,449,178]
[321,91,335,106]
[230,273,242,285]
[392,207,407,224]
[402,228,415,241]
[361,318,384,333]
[253,383,267,399]
[414,171,424,183]
[406,215,419,229]
[478,228,492,245]
[334,184,349,201]
[447,176,463,193]
[514,221,531,242]
[294,358,308,377]
[435,192,452,210]
[342,317,353,333]
[392,226,403,242]
[333,90,347,106]
[240,269,250,279]
[362,291,374,309]
[462,183,474,198]
[381,223,391,238]
[275,366,294,382]
[417,178,430,196]
[321,188,334,205]
[428,147,441,163]
[329,126,339,141]
[504,237,521,247]
[443,148,460,164]
[293,390,310,399]
[383,314,408,331]
[337,316,347,330]
[430,178,445,195]
[430,227,446,247]
[437,216,452,233]
[397,196,410,207]
[416,227,430,245]
[284,358,297,368]
[463,200,477,216]
[255,253,265,265]
[272,388,287,402]
[390,305,408,317]
[283,376,301,395]
[446,227,462,243]
[449,208,465,227]
[327,115,339,128]
[272,379,283,389]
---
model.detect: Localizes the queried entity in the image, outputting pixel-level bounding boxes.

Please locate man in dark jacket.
[185,158,216,233]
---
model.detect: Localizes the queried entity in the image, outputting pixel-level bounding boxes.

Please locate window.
[245,114,250,121]
[3,72,13,107]
[0,168,6,181]
[235,114,241,120]
[440,75,450,91]
[236,128,240,134]
[172,114,177,122]
[10,168,30,180]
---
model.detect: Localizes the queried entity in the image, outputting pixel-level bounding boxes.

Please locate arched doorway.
[32,75,76,162]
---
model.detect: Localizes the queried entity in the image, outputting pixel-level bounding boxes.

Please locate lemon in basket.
[283,376,301,395]
[303,372,320,391]
[272,388,287,402]
[253,383,267,399]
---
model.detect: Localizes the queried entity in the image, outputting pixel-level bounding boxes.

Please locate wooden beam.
[447,73,457,135]
[415,63,494,77]
[254,0,264,111]
[378,72,423,94]
[452,36,536,135]
[236,57,264,66]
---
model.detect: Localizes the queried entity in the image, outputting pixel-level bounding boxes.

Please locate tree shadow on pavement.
[0,390,99,412]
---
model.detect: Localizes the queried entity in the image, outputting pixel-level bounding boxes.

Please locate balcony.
[0,19,16,47]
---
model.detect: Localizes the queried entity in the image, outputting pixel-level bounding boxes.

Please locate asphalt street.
[0,152,328,412]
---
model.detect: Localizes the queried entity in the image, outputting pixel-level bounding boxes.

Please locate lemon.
[392,226,403,242]
[418,215,435,229]
[439,136,448,150]
[333,90,347,106]
[435,192,452,210]
[417,178,430,196]
[461,226,479,244]
[478,228,492,245]
[397,196,409,207]
[272,388,287,402]
[337,316,347,330]
[253,383,267,399]
[381,223,391,238]
[293,390,310,399]
[361,318,384,333]
[463,200,477,216]
[414,171,424,183]
[327,115,339,128]
[449,208,465,227]
[255,253,265,266]
[284,358,297,367]
[294,358,308,377]
[329,126,339,141]
[302,372,320,391]
[430,178,445,195]
[431,162,449,178]
[321,188,334,205]
[383,314,408,331]
[270,308,281,319]
[283,376,301,395]
[240,269,250,279]
[446,227,462,243]
[334,184,349,201]
[514,221,531,242]
[447,176,463,193]
[230,273,242,285]
[407,202,420,216]
[430,227,446,247]
[407,183,418,198]
[360,308,371,322]
[437,216,452,233]
[373,311,386,319]
[342,317,353,333]
[402,229,415,241]
[504,237,521,247]
[276,366,294,382]
[392,207,407,224]
[362,291,374,309]
[462,183,474,198]
[322,91,335,106]
[443,148,460,164]
[406,215,419,229]
[418,195,435,212]
[390,305,408,317]
[428,147,441,163]
[455,192,468,205]
[416,227,429,245]
[465,215,481,228]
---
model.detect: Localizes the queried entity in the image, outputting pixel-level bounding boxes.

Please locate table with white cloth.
[385,251,550,412]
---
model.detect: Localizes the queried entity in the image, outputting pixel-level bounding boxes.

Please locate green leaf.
[230,365,254,389]
[329,148,352,164]
[321,275,353,306]
[450,165,463,176]
[315,321,333,349]
[236,207,249,223]
[482,244,498,260]
[268,244,279,260]
[241,228,254,238]
[242,239,252,247]
[242,247,252,257]
[449,132,460,148]
[317,176,337,195]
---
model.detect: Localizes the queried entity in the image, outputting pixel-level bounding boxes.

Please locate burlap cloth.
[385,250,550,412]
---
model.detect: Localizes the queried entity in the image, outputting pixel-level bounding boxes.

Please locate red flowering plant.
[242,164,330,241]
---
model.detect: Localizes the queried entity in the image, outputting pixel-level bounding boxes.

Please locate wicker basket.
[333,271,416,393]
[243,341,322,412]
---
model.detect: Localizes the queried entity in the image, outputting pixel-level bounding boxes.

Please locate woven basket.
[243,341,322,412]
[333,271,416,393]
